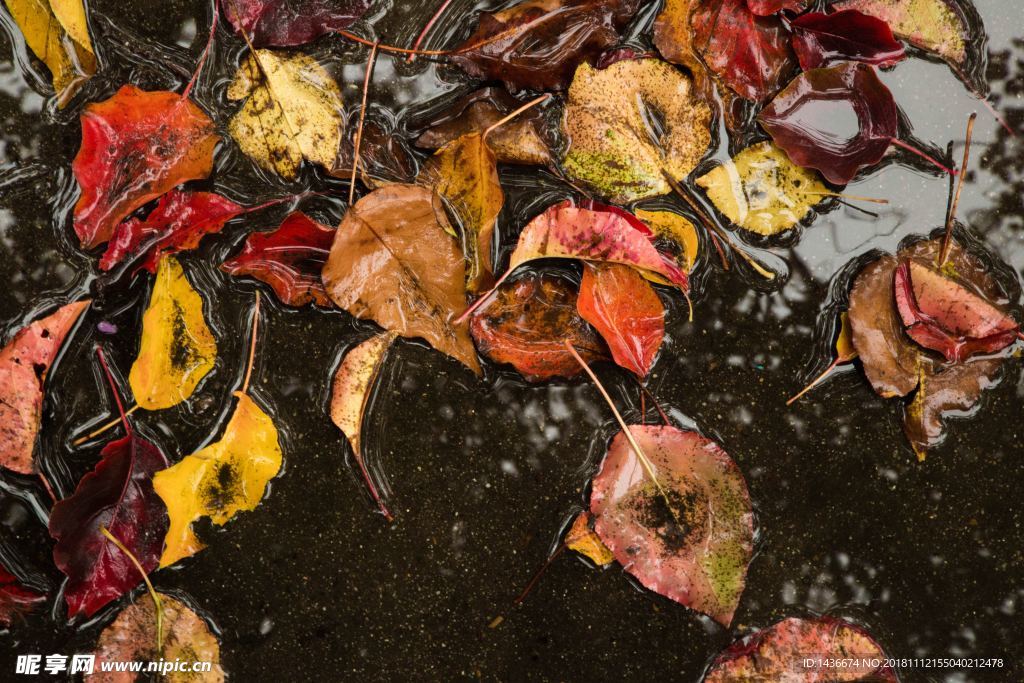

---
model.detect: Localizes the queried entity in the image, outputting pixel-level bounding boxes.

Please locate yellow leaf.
[696,141,829,236]
[834,0,967,66]
[154,391,283,567]
[4,0,96,106]
[227,50,344,180]
[565,512,614,566]
[418,133,504,293]
[635,208,700,272]
[129,256,217,411]
[835,312,857,362]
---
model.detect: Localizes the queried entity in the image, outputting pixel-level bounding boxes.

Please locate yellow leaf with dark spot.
[153,391,282,567]
[635,208,700,271]
[227,50,344,180]
[129,257,217,411]
[566,512,614,566]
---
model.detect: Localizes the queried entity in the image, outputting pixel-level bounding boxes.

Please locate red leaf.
[220,0,371,47]
[894,258,1019,363]
[575,199,653,236]
[221,211,335,307]
[0,565,45,626]
[72,85,219,249]
[470,272,608,381]
[49,431,169,618]
[790,10,906,70]
[758,61,897,184]
[0,301,90,475]
[746,0,806,15]
[692,0,796,102]
[100,191,244,273]
[577,263,664,378]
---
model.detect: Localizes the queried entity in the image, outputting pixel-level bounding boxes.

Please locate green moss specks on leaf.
[562,149,657,201]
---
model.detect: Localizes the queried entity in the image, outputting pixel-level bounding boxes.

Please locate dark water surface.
[1,0,1023,681]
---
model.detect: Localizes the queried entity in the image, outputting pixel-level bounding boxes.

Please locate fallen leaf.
[322,184,481,374]
[414,88,552,165]
[590,425,753,626]
[4,0,96,106]
[561,58,712,203]
[72,86,219,249]
[90,593,225,682]
[0,565,45,626]
[470,272,607,381]
[100,191,244,273]
[705,616,897,682]
[790,9,906,70]
[220,0,369,47]
[221,211,335,307]
[746,0,806,14]
[330,333,396,519]
[227,50,344,180]
[696,140,829,235]
[691,0,796,102]
[448,0,640,92]
[418,133,504,293]
[333,118,417,187]
[565,512,614,566]
[153,391,282,567]
[0,301,89,475]
[634,209,700,271]
[577,262,664,378]
[128,257,217,411]
[758,61,898,185]
[653,0,702,74]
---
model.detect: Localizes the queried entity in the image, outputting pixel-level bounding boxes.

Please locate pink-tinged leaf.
[509,201,688,291]
[747,0,807,16]
[0,565,46,626]
[692,0,797,102]
[221,211,335,308]
[0,301,90,475]
[758,61,897,185]
[590,425,753,626]
[575,199,653,236]
[791,10,906,70]
[705,616,897,682]
[894,258,1018,363]
[220,0,371,47]
[49,430,169,618]
[100,191,244,273]
[577,263,664,378]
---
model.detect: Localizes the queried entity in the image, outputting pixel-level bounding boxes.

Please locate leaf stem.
[182,4,219,100]
[100,526,163,653]
[513,544,565,606]
[95,347,131,435]
[804,191,888,205]
[888,137,958,175]
[349,42,380,206]
[786,358,840,406]
[242,291,261,395]
[336,30,451,56]
[978,97,1017,139]
[939,113,976,266]
[482,94,551,141]
[38,472,57,502]
[72,405,141,446]
[406,0,455,63]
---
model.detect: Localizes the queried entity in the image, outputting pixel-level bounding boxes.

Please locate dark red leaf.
[100,191,244,273]
[746,0,807,16]
[49,429,169,618]
[470,272,608,381]
[691,0,796,102]
[758,61,897,184]
[790,10,906,70]
[220,0,371,47]
[0,565,46,626]
[221,211,335,307]
[448,0,640,92]
[894,258,1018,362]
[577,262,664,378]
[72,85,219,249]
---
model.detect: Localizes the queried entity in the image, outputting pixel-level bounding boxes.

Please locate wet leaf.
[561,58,712,203]
[634,209,700,271]
[90,593,225,682]
[590,425,753,626]
[653,0,702,74]
[0,301,89,475]
[696,140,829,235]
[746,0,807,14]
[4,0,95,106]
[790,9,906,70]
[691,0,796,102]
[220,0,370,47]
[227,50,344,180]
[509,201,689,290]
[0,565,45,626]
[758,61,898,185]
[322,184,481,374]
[415,88,552,166]
[448,0,640,92]
[49,423,169,617]
[153,391,283,567]
[72,86,219,249]
[332,118,417,187]
[705,616,897,682]
[418,133,504,293]
[221,211,335,308]
[470,272,607,381]
[128,257,217,411]
[100,191,244,273]
[565,512,613,566]
[577,262,664,378]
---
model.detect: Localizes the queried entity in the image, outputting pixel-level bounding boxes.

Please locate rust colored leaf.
[0,565,45,626]
[565,512,614,566]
